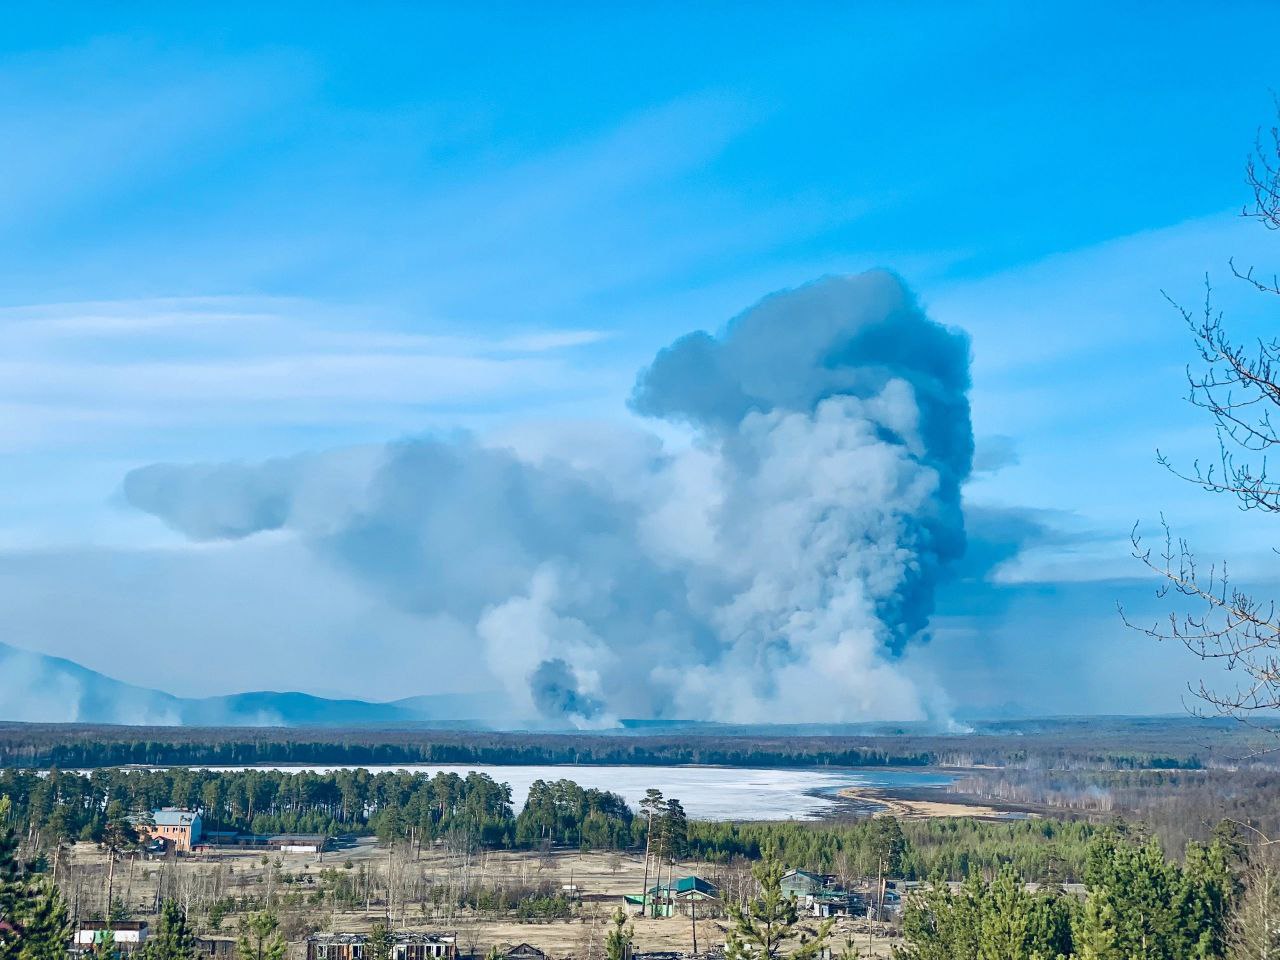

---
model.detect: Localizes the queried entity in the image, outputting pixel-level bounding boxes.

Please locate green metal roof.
[648,876,719,897]
[783,869,825,883]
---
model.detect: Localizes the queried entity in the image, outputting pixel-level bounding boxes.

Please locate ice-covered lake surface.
[199,764,954,821]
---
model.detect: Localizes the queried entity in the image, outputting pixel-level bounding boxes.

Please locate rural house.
[781,868,863,918]
[392,932,458,960]
[625,875,721,918]
[137,809,202,852]
[779,869,828,898]
[306,932,457,960]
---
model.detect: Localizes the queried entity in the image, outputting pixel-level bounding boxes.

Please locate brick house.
[137,809,202,852]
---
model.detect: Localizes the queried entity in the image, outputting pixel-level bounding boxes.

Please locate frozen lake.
[197,764,953,821]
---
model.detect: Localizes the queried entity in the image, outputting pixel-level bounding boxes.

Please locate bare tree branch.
[1129,103,1280,731]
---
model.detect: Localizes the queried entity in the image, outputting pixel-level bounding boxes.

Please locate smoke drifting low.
[125,272,973,725]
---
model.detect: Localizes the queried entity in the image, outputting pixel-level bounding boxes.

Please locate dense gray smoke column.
[125,271,973,725]
[633,271,972,658]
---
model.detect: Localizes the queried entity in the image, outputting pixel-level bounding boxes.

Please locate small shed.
[268,833,330,853]
[195,936,237,957]
[74,920,150,952]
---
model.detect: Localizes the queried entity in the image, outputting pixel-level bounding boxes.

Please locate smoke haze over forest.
[1,5,1278,725]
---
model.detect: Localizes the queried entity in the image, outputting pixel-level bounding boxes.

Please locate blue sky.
[2,3,1280,719]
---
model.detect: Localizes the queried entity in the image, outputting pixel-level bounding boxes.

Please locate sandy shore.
[836,785,1026,820]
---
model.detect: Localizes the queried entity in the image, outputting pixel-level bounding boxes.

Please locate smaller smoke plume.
[124,271,973,725]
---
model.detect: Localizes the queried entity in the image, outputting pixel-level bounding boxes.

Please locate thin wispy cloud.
[0,296,616,451]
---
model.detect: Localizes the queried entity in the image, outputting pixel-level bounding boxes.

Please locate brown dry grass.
[56,842,899,958]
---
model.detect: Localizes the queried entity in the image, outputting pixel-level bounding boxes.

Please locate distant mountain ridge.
[2,641,1222,735]
[0,641,495,727]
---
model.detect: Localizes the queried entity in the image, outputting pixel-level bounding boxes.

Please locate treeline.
[0,767,1126,883]
[897,830,1236,960]
[0,726,933,770]
[0,768,634,851]
[2,718,1265,771]
[952,767,1280,855]
[689,817,1101,882]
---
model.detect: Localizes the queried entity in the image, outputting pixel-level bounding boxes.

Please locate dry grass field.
[54,840,900,958]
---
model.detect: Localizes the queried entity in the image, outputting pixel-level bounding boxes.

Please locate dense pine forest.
[0,768,636,852]
[2,717,1269,770]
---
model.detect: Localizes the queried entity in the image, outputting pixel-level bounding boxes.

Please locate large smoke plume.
[124,272,973,725]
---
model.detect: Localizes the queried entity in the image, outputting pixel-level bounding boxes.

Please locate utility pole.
[866,856,883,958]
[71,862,80,933]
[105,851,115,919]
[690,895,697,954]
[387,842,394,923]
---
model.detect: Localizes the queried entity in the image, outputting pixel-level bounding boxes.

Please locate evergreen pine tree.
[236,911,287,960]
[143,899,198,960]
[605,907,634,960]
[724,858,832,960]
[368,921,394,960]
[2,810,69,960]
[895,875,979,960]
[895,867,1071,960]
[1179,840,1232,960]
[1073,830,1231,960]
[1073,893,1121,960]
[977,866,1034,960]
[87,920,119,960]
[0,822,33,953]
[662,800,688,863]
[978,865,1072,960]
[638,790,664,919]
[14,878,69,960]
[1026,886,1076,960]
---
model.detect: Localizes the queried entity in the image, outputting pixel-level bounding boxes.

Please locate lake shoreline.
[47,761,959,822]
[813,774,1051,821]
